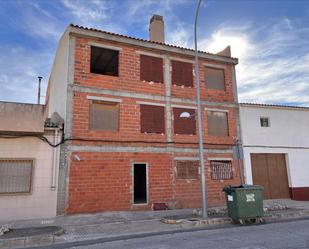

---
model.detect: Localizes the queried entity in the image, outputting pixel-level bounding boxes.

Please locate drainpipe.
[51,129,60,190]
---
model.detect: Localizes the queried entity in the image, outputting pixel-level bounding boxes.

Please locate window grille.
[210,160,233,180]
[176,161,199,179]
[0,159,33,194]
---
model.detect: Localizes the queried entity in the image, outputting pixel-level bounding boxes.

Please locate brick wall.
[65,34,240,213]
[67,152,240,214]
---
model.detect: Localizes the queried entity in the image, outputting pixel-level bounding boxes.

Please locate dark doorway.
[133,163,147,204]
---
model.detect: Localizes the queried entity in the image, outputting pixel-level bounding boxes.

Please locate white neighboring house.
[0,101,62,221]
[240,103,309,201]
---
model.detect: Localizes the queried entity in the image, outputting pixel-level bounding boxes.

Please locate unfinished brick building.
[47,15,241,215]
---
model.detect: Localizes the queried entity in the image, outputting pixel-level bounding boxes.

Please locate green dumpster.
[222,185,264,224]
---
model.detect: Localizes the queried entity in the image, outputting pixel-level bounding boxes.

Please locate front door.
[251,153,290,199]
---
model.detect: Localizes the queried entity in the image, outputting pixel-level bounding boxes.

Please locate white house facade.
[0,102,62,221]
[240,103,309,201]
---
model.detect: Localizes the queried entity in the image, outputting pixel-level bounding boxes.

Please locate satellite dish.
[179,112,191,118]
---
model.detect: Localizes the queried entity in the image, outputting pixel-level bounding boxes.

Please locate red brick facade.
[64,30,240,214]
[68,152,240,214]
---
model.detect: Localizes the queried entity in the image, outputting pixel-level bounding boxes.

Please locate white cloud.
[23,14,63,41]
[10,1,64,41]
[199,19,309,106]
[2,1,308,107]
[168,22,193,48]
[0,46,52,104]
[61,0,109,21]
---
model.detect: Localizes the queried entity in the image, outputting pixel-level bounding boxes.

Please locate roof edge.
[240,102,309,111]
[68,24,239,65]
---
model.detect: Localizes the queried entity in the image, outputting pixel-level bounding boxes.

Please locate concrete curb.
[265,209,309,220]
[0,228,65,249]
[2,209,309,249]
[161,209,309,226]
[161,217,231,225]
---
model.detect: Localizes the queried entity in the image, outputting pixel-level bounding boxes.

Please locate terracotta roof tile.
[70,24,238,61]
[240,102,309,110]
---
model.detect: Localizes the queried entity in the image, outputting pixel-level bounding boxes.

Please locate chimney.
[217,46,231,57]
[149,15,165,43]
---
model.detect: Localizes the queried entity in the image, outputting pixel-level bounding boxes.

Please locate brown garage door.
[251,153,290,199]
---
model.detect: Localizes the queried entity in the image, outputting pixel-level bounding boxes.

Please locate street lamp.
[177,0,207,219]
[194,0,208,218]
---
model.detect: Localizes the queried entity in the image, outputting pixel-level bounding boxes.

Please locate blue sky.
[0,0,308,106]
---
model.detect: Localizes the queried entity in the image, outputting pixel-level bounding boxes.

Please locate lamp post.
[194,0,207,218]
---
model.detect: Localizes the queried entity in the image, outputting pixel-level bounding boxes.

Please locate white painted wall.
[0,136,57,221]
[240,105,309,188]
[47,29,70,119]
[243,147,309,188]
[240,105,309,147]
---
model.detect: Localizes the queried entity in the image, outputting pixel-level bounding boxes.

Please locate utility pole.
[194,0,208,218]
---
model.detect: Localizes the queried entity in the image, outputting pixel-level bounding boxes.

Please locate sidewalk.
[1,200,309,248]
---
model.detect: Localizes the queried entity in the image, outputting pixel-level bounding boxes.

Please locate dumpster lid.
[223,184,263,193]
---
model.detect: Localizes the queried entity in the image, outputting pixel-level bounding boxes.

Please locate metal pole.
[236,139,245,186]
[38,76,42,105]
[194,0,207,218]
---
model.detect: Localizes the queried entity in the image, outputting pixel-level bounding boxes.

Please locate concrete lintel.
[204,63,227,69]
[170,56,195,64]
[136,101,165,107]
[205,108,229,112]
[174,157,199,161]
[171,104,197,110]
[72,85,238,109]
[136,50,164,58]
[68,145,233,154]
[208,157,233,161]
[88,42,122,51]
[69,26,238,65]
[87,95,122,103]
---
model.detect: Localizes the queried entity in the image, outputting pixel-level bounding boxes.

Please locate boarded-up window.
[173,108,196,135]
[176,161,199,179]
[140,54,164,83]
[205,67,225,90]
[0,159,33,194]
[172,60,193,87]
[207,111,229,136]
[211,161,233,180]
[89,100,119,130]
[90,46,119,76]
[140,105,165,134]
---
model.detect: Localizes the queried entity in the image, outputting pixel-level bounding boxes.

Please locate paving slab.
[1,200,309,248]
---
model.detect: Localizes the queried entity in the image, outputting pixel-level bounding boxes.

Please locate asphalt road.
[35,218,309,249]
